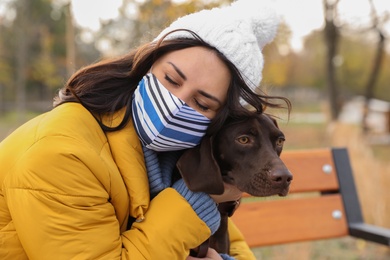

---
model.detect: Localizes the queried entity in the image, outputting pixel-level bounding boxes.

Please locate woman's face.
[152,46,231,119]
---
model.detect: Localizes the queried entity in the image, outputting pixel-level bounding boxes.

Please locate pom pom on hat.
[154,0,280,90]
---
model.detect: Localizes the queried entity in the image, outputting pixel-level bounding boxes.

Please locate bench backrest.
[231,148,390,247]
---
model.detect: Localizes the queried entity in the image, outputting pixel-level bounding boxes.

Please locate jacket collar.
[103,108,149,223]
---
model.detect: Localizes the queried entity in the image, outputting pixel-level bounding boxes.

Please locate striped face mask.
[132,73,211,152]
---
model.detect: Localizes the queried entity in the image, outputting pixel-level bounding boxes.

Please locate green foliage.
[376,55,390,100]
[337,34,390,100]
[263,27,390,102]
[0,0,100,107]
[0,58,12,87]
[107,0,231,52]
[263,29,328,91]
[262,22,294,88]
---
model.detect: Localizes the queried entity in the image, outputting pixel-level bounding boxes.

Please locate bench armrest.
[349,222,390,246]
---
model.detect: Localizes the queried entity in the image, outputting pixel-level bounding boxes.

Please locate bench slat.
[232,194,348,247]
[281,149,339,193]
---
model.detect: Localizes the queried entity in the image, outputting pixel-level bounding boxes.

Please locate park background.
[0,0,389,259]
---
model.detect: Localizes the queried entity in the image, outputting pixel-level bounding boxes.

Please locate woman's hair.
[54,29,291,135]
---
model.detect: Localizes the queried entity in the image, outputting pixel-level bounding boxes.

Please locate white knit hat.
[154,0,279,90]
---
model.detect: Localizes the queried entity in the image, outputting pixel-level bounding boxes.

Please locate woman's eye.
[194,99,209,112]
[276,137,285,147]
[237,136,250,144]
[164,75,179,86]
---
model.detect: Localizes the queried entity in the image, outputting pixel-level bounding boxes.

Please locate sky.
[70,0,390,51]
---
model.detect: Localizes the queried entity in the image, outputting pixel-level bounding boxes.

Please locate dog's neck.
[217,200,240,217]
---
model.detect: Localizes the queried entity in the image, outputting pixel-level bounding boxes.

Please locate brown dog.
[176,112,293,256]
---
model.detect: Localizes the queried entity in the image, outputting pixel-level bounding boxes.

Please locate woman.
[0,0,288,259]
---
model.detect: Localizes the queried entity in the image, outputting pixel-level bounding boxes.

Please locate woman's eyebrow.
[198,90,222,105]
[168,62,187,80]
[168,61,222,105]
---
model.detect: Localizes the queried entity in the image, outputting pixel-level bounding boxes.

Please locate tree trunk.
[15,0,30,123]
[362,32,385,133]
[0,22,3,114]
[323,0,341,121]
[361,0,387,133]
[65,2,76,79]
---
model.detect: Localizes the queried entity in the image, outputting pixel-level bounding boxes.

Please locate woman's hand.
[209,182,242,204]
[186,248,223,260]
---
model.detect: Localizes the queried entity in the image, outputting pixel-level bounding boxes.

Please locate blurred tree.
[0,0,100,114]
[14,0,30,121]
[338,35,372,94]
[0,0,65,115]
[96,0,230,57]
[30,25,64,99]
[65,1,76,78]
[28,0,71,99]
[375,51,390,100]
[1,0,389,117]
[323,0,341,121]
[0,11,13,113]
[361,0,389,132]
[262,22,294,88]
[287,30,327,91]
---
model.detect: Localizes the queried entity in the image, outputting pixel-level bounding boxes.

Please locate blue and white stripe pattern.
[132,73,211,151]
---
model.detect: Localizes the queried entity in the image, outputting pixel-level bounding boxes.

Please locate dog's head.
[176,113,292,197]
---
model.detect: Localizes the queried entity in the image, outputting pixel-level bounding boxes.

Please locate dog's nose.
[271,170,293,184]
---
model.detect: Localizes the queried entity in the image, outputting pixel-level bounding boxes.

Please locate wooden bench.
[231,147,390,248]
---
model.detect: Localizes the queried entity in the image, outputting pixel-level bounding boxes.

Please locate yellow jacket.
[0,103,255,259]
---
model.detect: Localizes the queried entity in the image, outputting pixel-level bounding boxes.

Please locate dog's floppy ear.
[176,136,224,195]
[266,113,280,129]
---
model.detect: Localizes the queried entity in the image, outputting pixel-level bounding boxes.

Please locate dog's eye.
[276,137,285,147]
[237,136,250,144]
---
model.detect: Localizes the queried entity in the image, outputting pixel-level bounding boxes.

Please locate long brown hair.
[54,29,291,134]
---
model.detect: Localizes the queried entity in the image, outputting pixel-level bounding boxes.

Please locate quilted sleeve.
[4,136,212,259]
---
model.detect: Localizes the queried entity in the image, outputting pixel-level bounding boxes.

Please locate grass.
[371,145,390,162]
[0,111,39,140]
